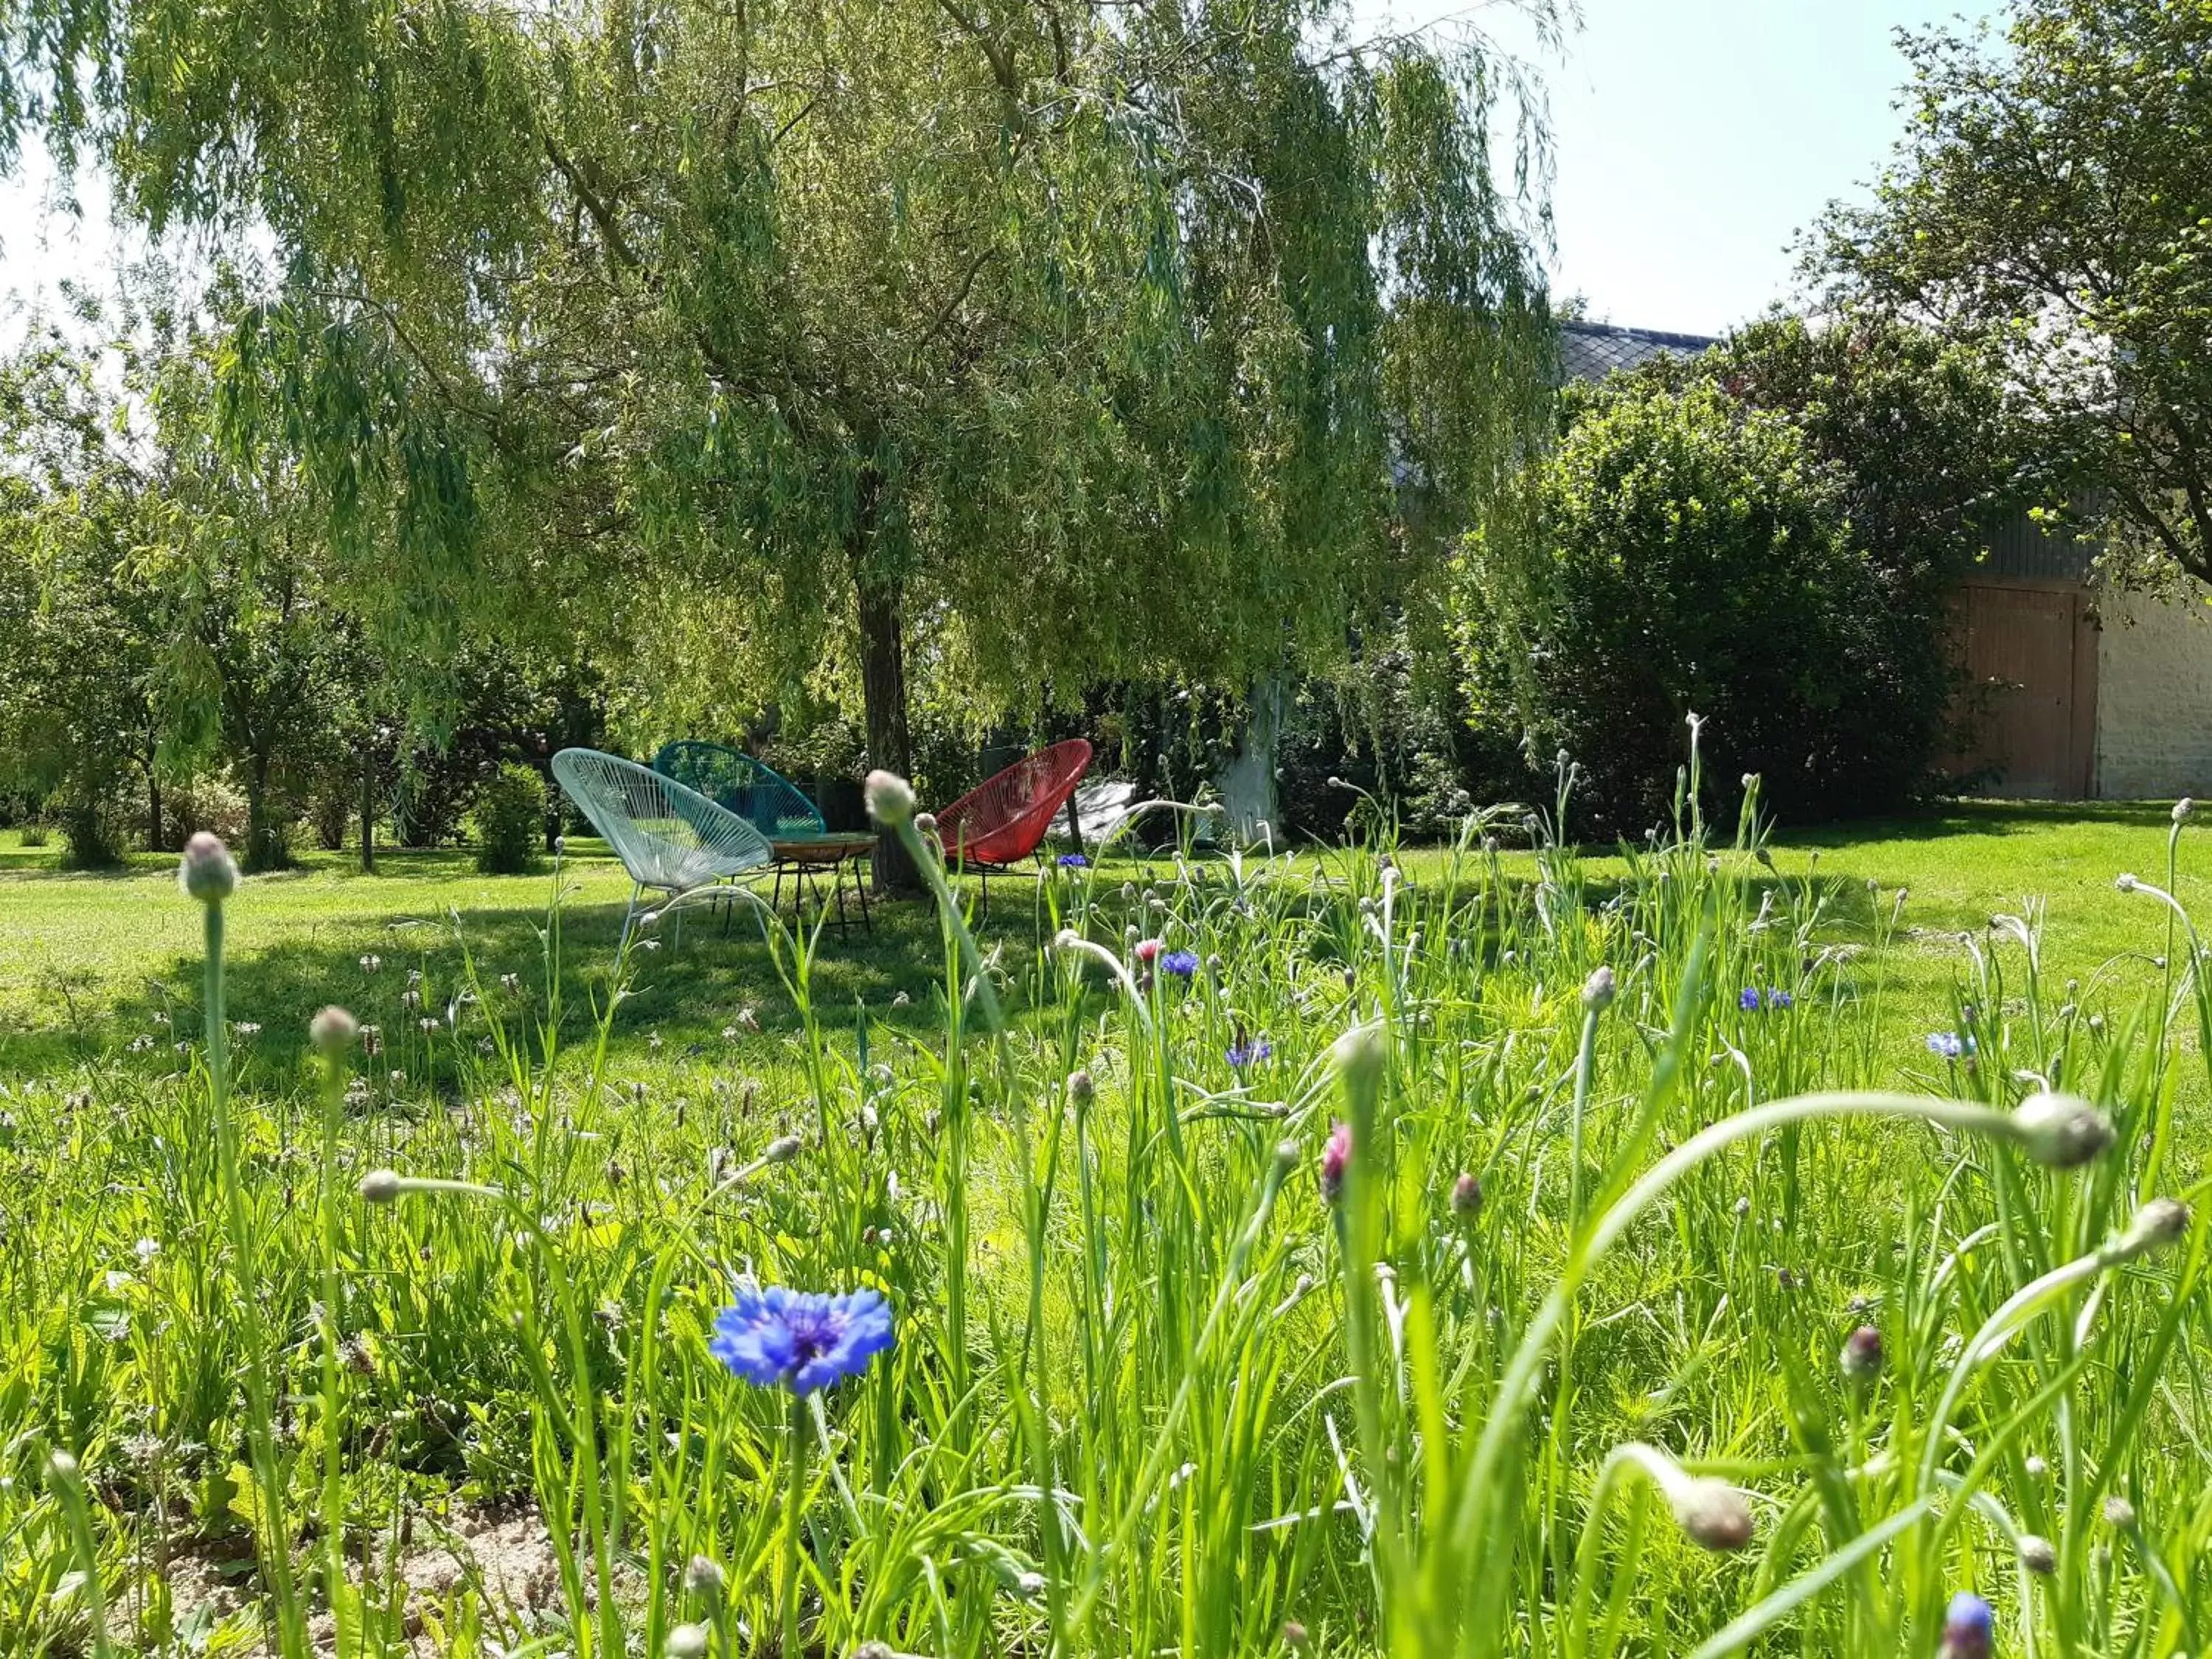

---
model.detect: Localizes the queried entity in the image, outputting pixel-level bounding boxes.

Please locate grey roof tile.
[1559,320,1718,383]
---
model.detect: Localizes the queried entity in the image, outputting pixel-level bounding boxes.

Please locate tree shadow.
[74,880,1073,1087]
[1778,799,2178,846]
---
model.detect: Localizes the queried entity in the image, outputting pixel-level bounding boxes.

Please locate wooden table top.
[770,833,876,863]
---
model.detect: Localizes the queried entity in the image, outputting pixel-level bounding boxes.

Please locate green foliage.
[1271,630,1535,841]
[1816,0,2212,585]
[1602,314,2025,816]
[0,319,170,866]
[1460,379,1905,832]
[468,762,546,875]
[0,0,1561,783]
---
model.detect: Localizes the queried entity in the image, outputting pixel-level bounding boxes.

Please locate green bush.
[1458,379,1909,833]
[470,764,548,875]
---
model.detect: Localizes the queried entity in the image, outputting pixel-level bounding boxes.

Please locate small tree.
[470,763,547,875]
[1458,380,1910,832]
[0,321,170,866]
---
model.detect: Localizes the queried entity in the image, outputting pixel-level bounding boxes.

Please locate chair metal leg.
[618,883,644,954]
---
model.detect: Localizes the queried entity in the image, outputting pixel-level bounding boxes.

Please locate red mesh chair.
[933,740,1093,894]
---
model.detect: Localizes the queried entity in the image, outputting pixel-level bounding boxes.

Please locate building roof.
[1559,320,1718,383]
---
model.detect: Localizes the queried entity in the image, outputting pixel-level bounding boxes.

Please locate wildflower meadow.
[1,740,2206,1659]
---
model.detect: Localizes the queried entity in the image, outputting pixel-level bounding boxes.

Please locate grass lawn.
[2,800,2200,1083]
[3,801,2208,1655]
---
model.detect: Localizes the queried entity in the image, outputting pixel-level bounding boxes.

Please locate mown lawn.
[2,800,2200,1084]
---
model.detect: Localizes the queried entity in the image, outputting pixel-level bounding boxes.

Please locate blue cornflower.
[1927,1032,1975,1060]
[1739,987,1761,1012]
[710,1284,894,1394]
[1057,852,1089,869]
[1162,949,1201,979]
[1227,1036,1273,1069]
[1767,988,1792,1010]
[1939,1591,1992,1659]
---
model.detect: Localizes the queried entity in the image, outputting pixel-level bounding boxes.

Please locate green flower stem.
[1568,1004,1601,1236]
[1683,1498,1937,1659]
[315,1042,352,1653]
[204,900,306,1657]
[782,1390,811,1659]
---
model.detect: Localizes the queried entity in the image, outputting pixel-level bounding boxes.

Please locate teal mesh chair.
[552,748,774,950]
[652,741,827,839]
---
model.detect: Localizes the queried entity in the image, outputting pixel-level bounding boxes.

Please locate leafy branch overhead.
[1815,0,2212,587]
[0,0,1562,771]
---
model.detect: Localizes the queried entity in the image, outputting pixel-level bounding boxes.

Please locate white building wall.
[2096,582,2212,799]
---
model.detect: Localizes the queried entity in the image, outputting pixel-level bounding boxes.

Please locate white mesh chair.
[552,748,775,950]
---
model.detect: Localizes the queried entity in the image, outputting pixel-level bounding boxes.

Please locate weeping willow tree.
[1,0,1559,883]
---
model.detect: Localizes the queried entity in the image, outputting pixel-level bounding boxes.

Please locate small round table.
[768,834,877,936]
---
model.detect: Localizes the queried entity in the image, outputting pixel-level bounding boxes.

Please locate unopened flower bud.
[2023,1454,2049,1480]
[1581,965,1615,1011]
[1450,1172,1483,1217]
[665,1624,711,1658]
[1941,1592,1992,1659]
[684,1554,726,1602]
[1332,1026,1385,1094]
[1067,1068,1094,1106]
[2116,872,2138,891]
[762,1133,803,1164]
[913,811,937,837]
[2174,797,2195,824]
[1281,1621,1310,1649]
[1672,1477,1754,1551]
[1839,1324,1883,1385]
[1319,1121,1351,1203]
[359,1169,403,1205]
[864,771,917,827]
[2112,1197,2190,1259]
[310,1006,359,1056]
[2018,1534,2057,1574]
[2103,1494,2137,1529]
[2009,1092,2115,1168]
[178,832,240,904]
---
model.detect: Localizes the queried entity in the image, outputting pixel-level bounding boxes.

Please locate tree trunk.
[146,771,164,854]
[855,566,919,895]
[245,751,287,873]
[359,747,377,873]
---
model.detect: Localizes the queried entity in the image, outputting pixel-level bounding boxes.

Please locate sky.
[0,0,1989,340]
[1361,0,1981,335]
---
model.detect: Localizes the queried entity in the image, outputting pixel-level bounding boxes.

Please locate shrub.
[18,820,49,848]
[170,777,253,848]
[470,764,548,875]
[1458,379,1908,833]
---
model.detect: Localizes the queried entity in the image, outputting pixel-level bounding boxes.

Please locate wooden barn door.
[1944,580,2099,798]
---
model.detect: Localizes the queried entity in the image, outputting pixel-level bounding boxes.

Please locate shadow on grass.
[74,883,1063,1088]
[1778,799,2177,846]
